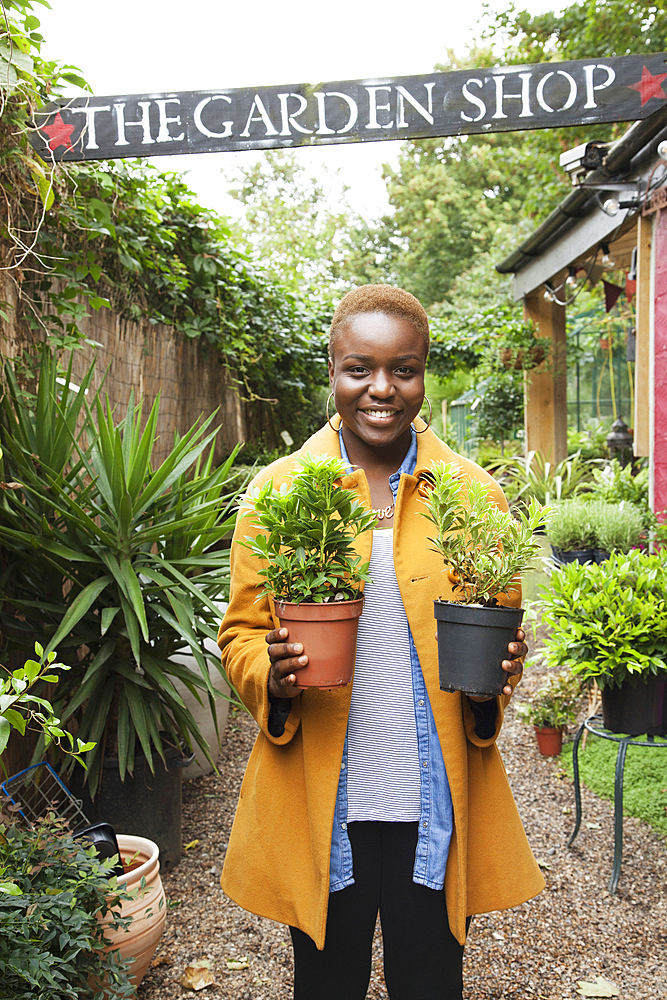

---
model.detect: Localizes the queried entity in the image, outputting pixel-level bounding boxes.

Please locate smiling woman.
[217,285,544,1000]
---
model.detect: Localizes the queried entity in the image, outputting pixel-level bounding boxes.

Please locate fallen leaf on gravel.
[585,822,601,830]
[179,960,216,991]
[535,858,552,869]
[226,956,249,970]
[491,931,504,941]
[577,976,620,997]
[184,839,200,850]
[150,955,171,968]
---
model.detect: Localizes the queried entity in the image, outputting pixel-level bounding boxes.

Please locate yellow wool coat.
[218,421,545,950]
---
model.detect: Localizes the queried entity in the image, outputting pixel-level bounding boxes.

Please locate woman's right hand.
[266,627,308,698]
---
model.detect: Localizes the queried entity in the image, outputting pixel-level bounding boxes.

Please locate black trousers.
[290,821,466,1000]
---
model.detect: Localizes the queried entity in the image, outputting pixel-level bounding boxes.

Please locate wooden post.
[634,214,652,457]
[523,272,568,464]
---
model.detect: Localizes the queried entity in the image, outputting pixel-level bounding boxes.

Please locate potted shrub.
[0,817,136,999]
[0,353,240,865]
[546,499,597,564]
[516,672,580,756]
[239,453,377,688]
[593,500,644,560]
[547,499,644,564]
[540,550,667,736]
[421,461,550,697]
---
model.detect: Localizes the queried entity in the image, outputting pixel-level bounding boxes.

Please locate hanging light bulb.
[600,243,615,269]
[565,266,578,287]
[603,197,620,216]
[658,139,667,161]
[543,287,554,302]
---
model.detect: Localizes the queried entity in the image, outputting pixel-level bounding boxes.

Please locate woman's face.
[328,311,427,451]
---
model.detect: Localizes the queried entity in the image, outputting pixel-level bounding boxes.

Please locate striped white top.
[346,529,422,822]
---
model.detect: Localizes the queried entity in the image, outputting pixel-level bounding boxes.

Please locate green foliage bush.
[547,498,644,553]
[540,550,667,689]
[0,819,134,999]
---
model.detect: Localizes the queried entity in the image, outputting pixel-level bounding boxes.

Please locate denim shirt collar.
[338,426,418,493]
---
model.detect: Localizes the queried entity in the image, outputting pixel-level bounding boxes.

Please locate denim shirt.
[329,428,454,892]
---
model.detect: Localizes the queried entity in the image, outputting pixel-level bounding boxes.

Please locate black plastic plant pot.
[550,546,595,566]
[594,550,611,563]
[434,601,524,697]
[601,674,667,736]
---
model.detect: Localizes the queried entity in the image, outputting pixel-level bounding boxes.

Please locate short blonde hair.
[329,285,430,356]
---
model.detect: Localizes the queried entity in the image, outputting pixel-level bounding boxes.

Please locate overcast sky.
[38,0,557,219]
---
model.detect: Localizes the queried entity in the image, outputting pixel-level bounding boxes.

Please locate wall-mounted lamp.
[657,139,667,161]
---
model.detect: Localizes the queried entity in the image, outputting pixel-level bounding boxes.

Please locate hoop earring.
[413,396,433,434]
[327,391,342,432]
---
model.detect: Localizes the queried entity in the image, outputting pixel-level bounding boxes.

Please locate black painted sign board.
[31,53,667,161]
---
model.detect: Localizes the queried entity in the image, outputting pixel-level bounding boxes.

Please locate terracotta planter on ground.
[276,598,364,689]
[98,834,167,988]
[434,601,524,697]
[534,726,563,756]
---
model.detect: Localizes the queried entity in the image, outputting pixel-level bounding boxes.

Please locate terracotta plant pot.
[276,598,363,689]
[499,345,545,370]
[434,601,524,697]
[97,834,167,988]
[533,725,563,756]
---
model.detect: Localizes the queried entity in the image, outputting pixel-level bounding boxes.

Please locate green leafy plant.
[547,498,644,553]
[421,461,551,605]
[492,449,598,509]
[546,499,596,552]
[0,817,134,998]
[587,459,653,528]
[516,671,581,729]
[539,550,667,689]
[0,353,240,790]
[0,643,95,771]
[240,453,377,604]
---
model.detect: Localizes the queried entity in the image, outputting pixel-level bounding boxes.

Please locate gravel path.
[138,646,667,1000]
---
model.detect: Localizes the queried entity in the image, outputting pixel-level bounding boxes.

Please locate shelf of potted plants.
[239,453,377,689]
[420,461,551,697]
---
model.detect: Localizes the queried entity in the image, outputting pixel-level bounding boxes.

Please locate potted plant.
[239,453,377,688]
[421,461,550,696]
[516,672,580,756]
[539,550,667,736]
[546,498,596,564]
[0,353,239,865]
[547,498,644,564]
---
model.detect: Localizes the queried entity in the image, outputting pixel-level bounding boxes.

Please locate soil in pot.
[434,601,524,697]
[601,674,667,736]
[276,598,363,689]
[534,726,563,756]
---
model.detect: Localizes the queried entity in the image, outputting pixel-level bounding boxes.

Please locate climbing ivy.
[0,0,330,448]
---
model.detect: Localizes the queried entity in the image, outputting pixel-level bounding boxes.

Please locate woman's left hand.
[468,626,527,702]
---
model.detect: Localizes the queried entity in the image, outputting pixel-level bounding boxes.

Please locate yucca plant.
[0,353,240,791]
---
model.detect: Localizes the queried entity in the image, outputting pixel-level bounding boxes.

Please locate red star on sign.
[628,65,667,107]
[41,111,76,152]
